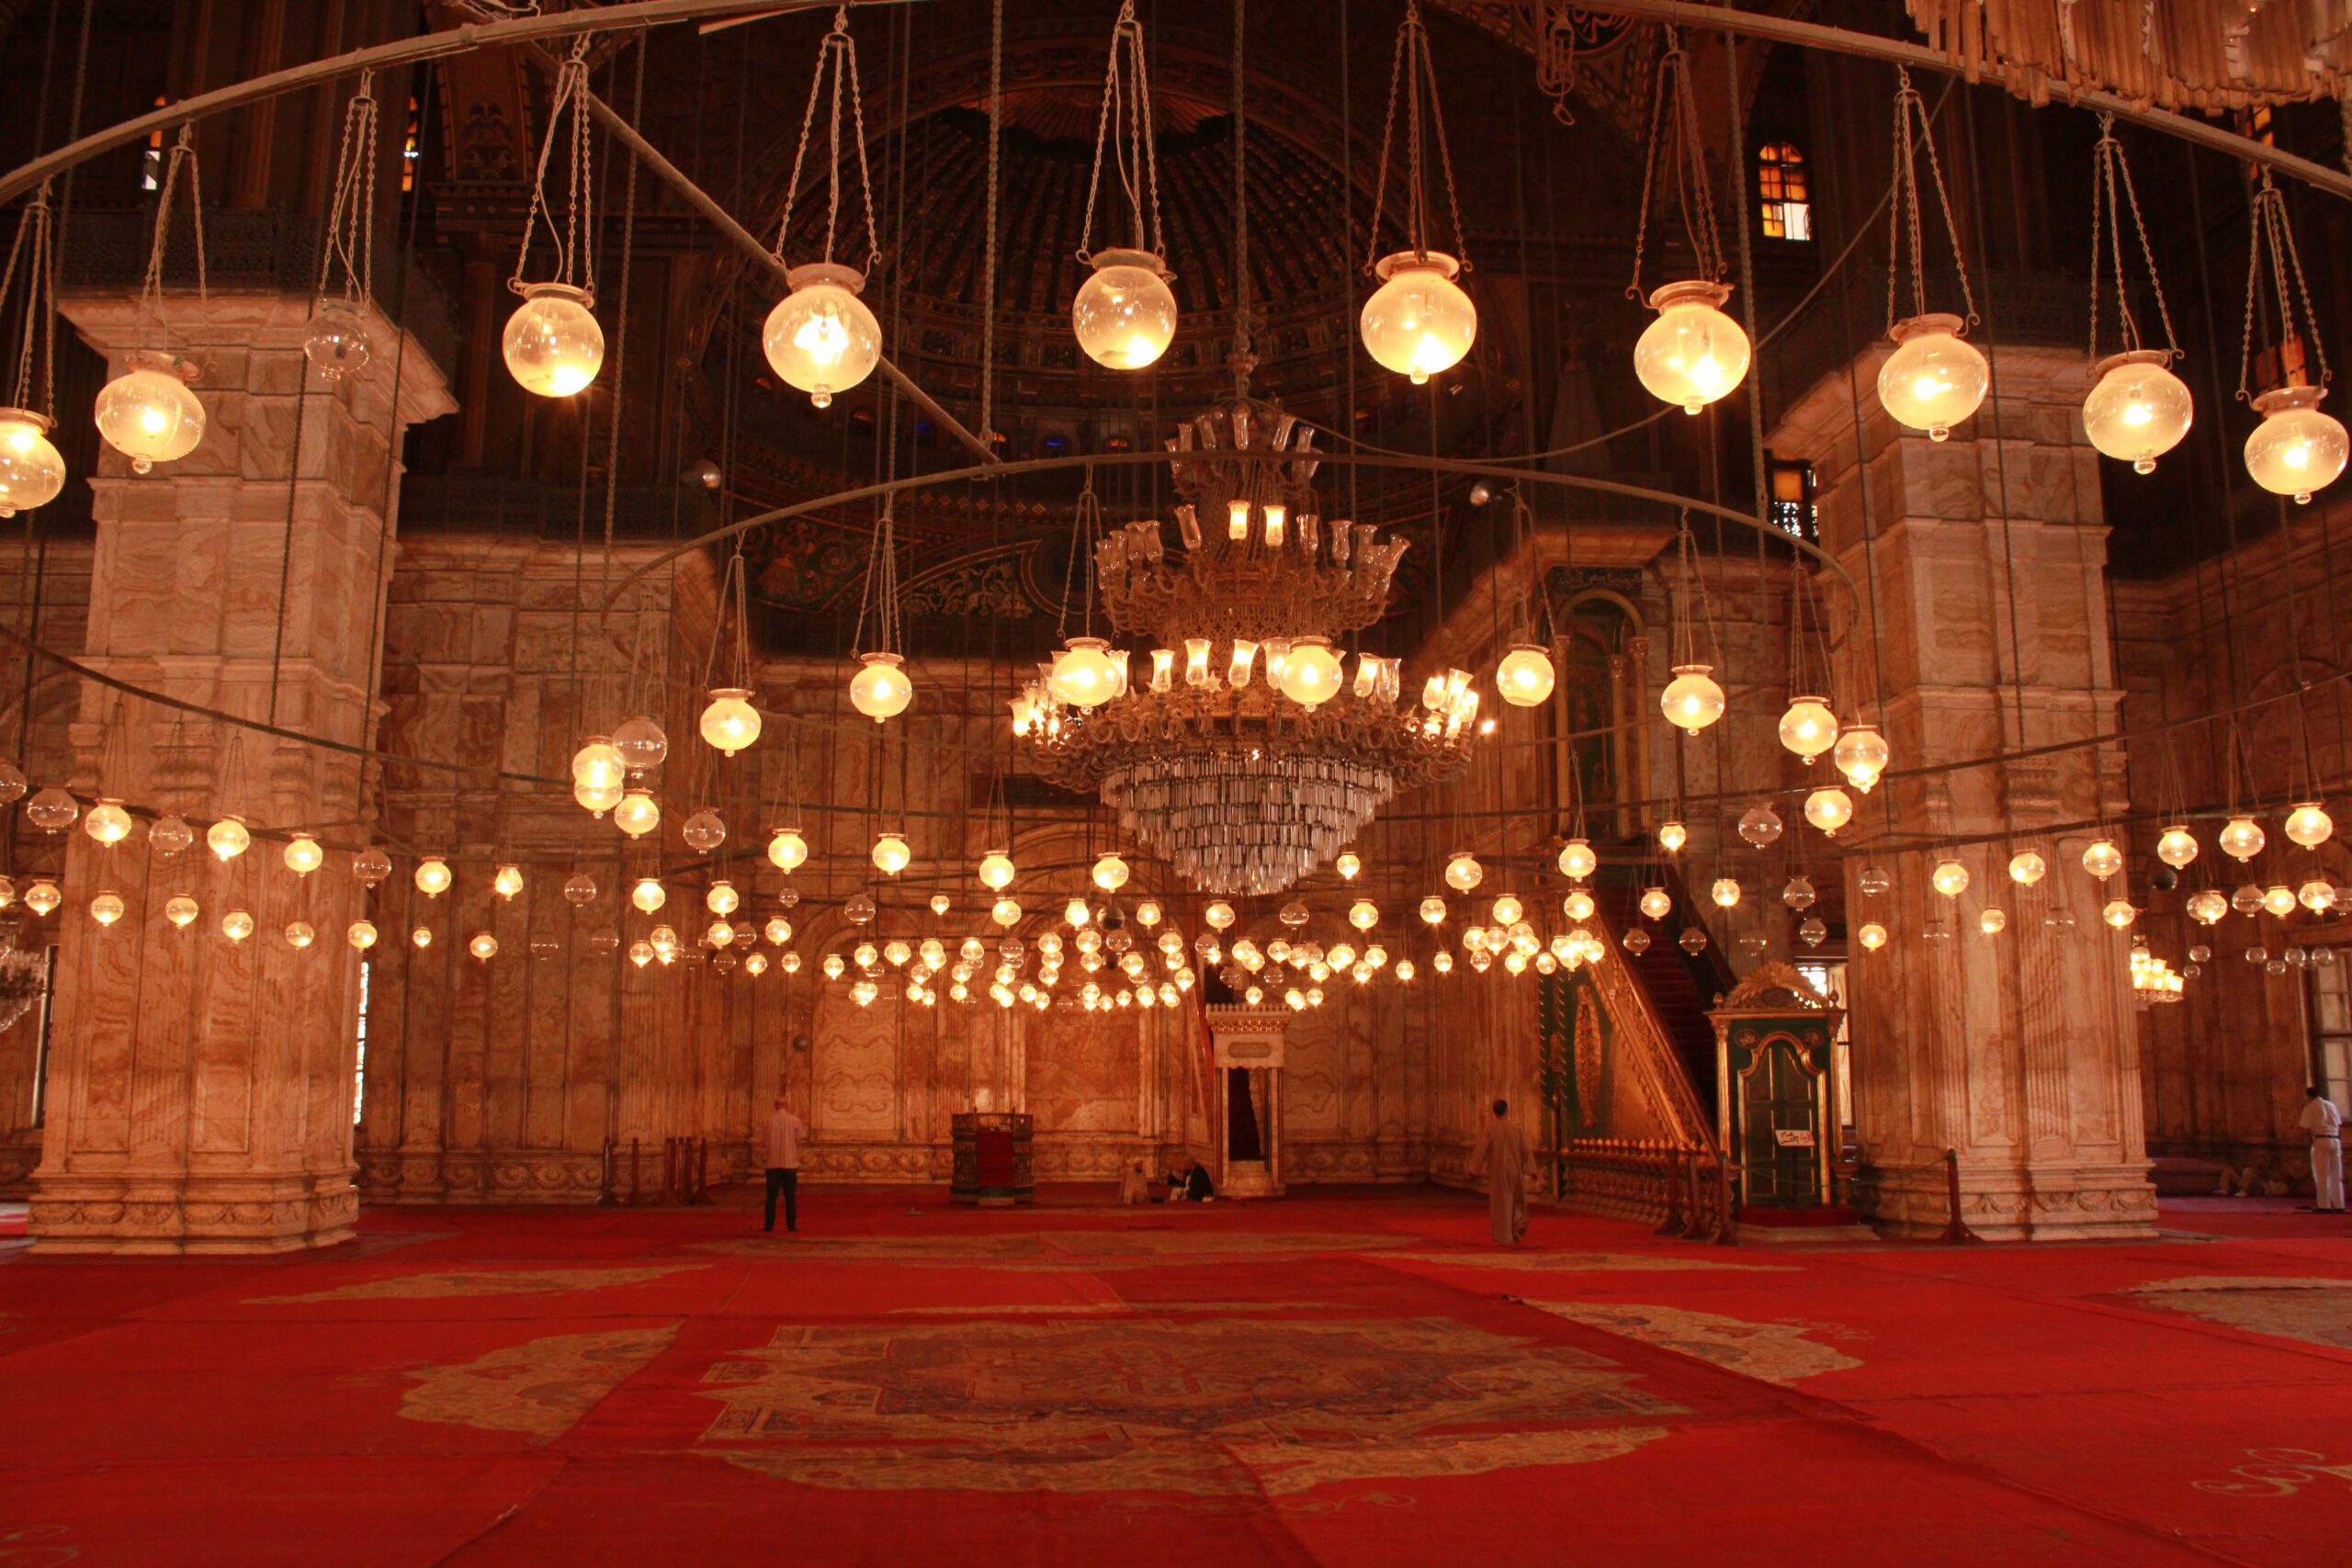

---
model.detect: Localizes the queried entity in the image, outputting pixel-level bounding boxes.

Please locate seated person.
[1119,1159,1153,1206]
[1165,1156,1216,1202]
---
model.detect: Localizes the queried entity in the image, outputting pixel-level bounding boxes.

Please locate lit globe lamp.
[1419,896,1448,925]
[1205,901,1236,931]
[990,897,1021,929]
[2102,897,2138,930]
[572,736,626,791]
[82,798,133,847]
[1049,637,1125,707]
[1660,664,1725,733]
[849,651,912,723]
[468,932,498,961]
[1833,723,1891,793]
[2083,350,2193,474]
[89,891,125,927]
[207,815,251,862]
[1877,313,1989,441]
[978,850,1015,892]
[2300,879,2337,913]
[698,688,761,756]
[1778,695,1838,763]
[1804,787,1855,836]
[2218,816,2267,862]
[1980,908,2007,935]
[574,777,623,817]
[613,788,661,840]
[2261,884,2298,919]
[220,909,254,942]
[1348,899,1379,932]
[1490,892,1523,926]
[1334,852,1362,881]
[347,919,378,951]
[1277,637,1344,705]
[1930,859,1970,897]
[1496,644,1555,707]
[22,880,59,917]
[1071,250,1177,369]
[1064,897,1092,929]
[411,926,433,950]
[871,832,911,876]
[413,858,453,897]
[1556,838,1598,880]
[502,283,604,397]
[164,895,200,929]
[2155,825,2199,868]
[1657,819,1688,853]
[1638,886,1671,920]
[2081,839,2123,880]
[768,827,809,874]
[95,351,205,472]
[706,881,740,917]
[2244,385,2349,504]
[1858,922,1888,952]
[1711,877,1740,908]
[762,264,882,408]
[1563,889,1596,922]
[2186,889,2228,924]
[1633,280,1751,414]
[1444,852,1484,892]
[1360,250,1476,384]
[2284,801,2334,849]
[1091,853,1129,893]
[285,833,325,876]
[2009,850,2047,886]
[0,408,67,516]
[930,894,952,917]
[285,921,317,951]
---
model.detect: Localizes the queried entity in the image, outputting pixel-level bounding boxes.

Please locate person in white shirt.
[2301,1086,2346,1213]
[762,1096,805,1233]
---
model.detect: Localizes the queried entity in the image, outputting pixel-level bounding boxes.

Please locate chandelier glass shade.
[284,834,324,875]
[1777,696,1837,762]
[1877,313,1988,441]
[1657,819,1686,852]
[303,303,371,380]
[1072,250,1177,369]
[502,283,604,397]
[1360,251,1476,384]
[1803,786,1855,835]
[2009,850,2046,886]
[347,919,377,950]
[2218,816,2267,861]
[611,715,668,772]
[1556,838,1597,879]
[613,788,661,838]
[768,827,808,873]
[1496,645,1555,707]
[1633,281,1751,414]
[2082,351,2193,473]
[95,352,205,473]
[82,799,132,846]
[165,895,200,928]
[2244,385,2348,504]
[698,688,761,755]
[763,264,881,409]
[2284,801,2334,848]
[1659,664,1725,733]
[1931,859,1970,897]
[1049,638,1126,708]
[0,409,65,516]
[850,651,912,722]
[2081,839,2123,879]
[2155,825,2199,867]
[206,816,250,861]
[1833,722,1890,792]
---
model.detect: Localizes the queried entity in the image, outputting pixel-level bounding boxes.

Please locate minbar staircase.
[1597,874,1728,1131]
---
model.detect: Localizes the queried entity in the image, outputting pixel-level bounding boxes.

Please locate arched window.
[1758,141,1810,242]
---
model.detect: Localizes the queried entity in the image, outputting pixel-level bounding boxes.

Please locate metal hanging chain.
[1077,0,1165,263]
[1363,0,1471,273]
[0,181,57,415]
[1057,466,1102,642]
[849,502,902,659]
[1669,511,1722,670]
[2084,114,2177,363]
[1228,0,1253,389]
[509,35,595,298]
[1883,67,1973,333]
[699,550,754,693]
[977,0,1002,444]
[1625,26,1724,300]
[2235,170,2331,401]
[137,124,209,343]
[316,73,379,310]
[771,7,881,274]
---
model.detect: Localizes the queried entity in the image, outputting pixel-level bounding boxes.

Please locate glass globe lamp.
[468,932,498,961]
[1738,803,1784,847]
[1556,838,1598,879]
[613,788,661,839]
[2244,385,2348,504]
[611,715,668,773]
[2300,879,2337,913]
[977,850,1015,892]
[1980,908,2007,934]
[206,815,250,861]
[1679,928,1710,955]
[95,351,205,472]
[871,833,911,876]
[0,408,66,516]
[850,651,912,723]
[1858,922,1888,952]
[572,737,626,792]
[2232,883,2265,916]
[930,894,952,917]
[1639,886,1671,920]
[413,858,452,897]
[147,814,193,857]
[284,833,324,876]
[24,785,76,831]
[1877,313,1988,441]
[89,890,125,927]
[1049,637,1124,708]
[2081,839,2123,880]
[503,283,603,397]
[698,688,760,756]
[82,798,132,847]
[699,881,738,919]
[285,920,317,951]
[2284,801,2334,849]
[2186,888,2228,924]
[1711,877,1740,908]
[2102,897,2138,930]
[1419,896,1447,925]
[412,926,434,950]
[164,895,200,929]
[2262,884,2298,919]
[1496,644,1555,707]
[1660,664,1726,733]
[1657,819,1687,853]
[1633,279,1751,414]
[303,302,371,380]
[1360,250,1476,384]
[2009,850,2046,886]
[562,871,597,907]
[1071,250,1177,369]
[991,897,1021,928]
[20,880,59,917]
[1931,859,1970,897]
[573,777,622,816]
[1859,865,1892,897]
[768,827,809,874]
[1833,723,1891,794]
[0,761,20,805]
[1064,897,1093,929]
[1444,852,1484,892]
[1782,876,1817,910]
[2219,816,2266,861]
[763,263,882,408]
[1564,889,1597,921]
[2155,826,2199,868]
[1091,853,1129,893]
[1778,695,1838,763]
[682,810,727,853]
[2083,350,2192,473]
[1205,901,1236,931]
[1278,637,1345,706]
[220,908,254,942]
[1490,893,1523,926]
[1804,787,1855,836]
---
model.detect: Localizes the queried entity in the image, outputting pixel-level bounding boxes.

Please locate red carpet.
[2,1188,2348,1565]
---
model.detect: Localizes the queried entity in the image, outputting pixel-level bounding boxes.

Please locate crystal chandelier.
[1012,398,1478,896]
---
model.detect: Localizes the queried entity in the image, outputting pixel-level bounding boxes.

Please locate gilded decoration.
[695,1316,1679,1494]
[401,1325,681,1441]
[1528,1303,1862,1385]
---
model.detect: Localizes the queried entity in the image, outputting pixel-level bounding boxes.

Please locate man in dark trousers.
[762,1094,805,1232]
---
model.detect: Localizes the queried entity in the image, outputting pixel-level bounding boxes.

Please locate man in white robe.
[1470,1098,1531,1245]
[2301,1086,2345,1213]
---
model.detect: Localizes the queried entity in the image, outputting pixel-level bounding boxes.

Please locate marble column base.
[1864,1159,2158,1243]
[28,1170,356,1254]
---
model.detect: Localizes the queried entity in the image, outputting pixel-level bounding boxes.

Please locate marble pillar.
[1771,343,2158,1241]
[29,293,453,1253]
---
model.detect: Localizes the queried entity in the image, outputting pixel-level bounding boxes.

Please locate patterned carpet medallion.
[695,1315,1679,1494]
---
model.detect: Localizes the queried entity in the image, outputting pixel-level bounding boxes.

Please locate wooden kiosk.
[1708,964,1848,1219]
[1206,1005,1288,1199]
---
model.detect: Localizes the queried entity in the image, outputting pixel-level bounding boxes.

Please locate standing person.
[2302,1085,2346,1213]
[1470,1098,1531,1245]
[762,1095,805,1233]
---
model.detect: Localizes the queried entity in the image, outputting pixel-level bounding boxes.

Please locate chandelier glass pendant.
[2238,171,2346,503]
[1876,70,1986,441]
[1012,398,1476,896]
[0,182,65,514]
[1360,1,1477,384]
[1625,29,1747,416]
[1071,2,1176,370]
[2080,116,2192,473]
[503,40,604,398]
[763,11,884,407]
[96,126,209,472]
